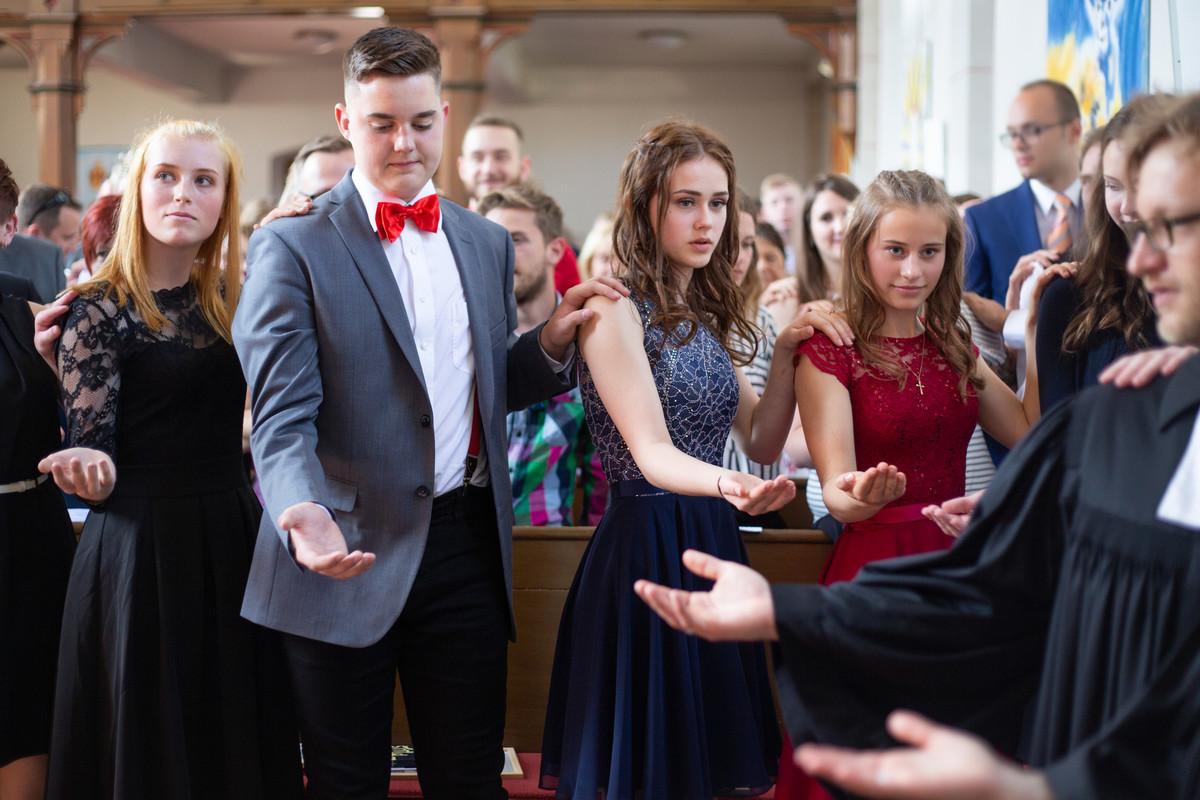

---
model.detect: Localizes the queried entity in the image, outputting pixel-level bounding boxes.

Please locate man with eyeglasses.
[964,80,1083,305]
[0,183,72,302]
[632,92,1200,800]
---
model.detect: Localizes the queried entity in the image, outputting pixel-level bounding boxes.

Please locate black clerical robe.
[772,356,1200,800]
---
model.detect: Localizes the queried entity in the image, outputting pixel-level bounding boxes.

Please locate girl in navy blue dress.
[540,121,850,798]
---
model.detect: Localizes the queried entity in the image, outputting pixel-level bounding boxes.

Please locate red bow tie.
[375,194,440,242]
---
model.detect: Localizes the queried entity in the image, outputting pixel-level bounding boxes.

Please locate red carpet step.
[387,752,777,799]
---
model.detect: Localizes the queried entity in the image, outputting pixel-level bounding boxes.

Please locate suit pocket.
[323,474,358,512]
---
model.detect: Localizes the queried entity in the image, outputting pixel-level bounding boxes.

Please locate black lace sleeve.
[58,291,126,455]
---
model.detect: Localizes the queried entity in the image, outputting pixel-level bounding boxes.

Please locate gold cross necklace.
[907,334,927,396]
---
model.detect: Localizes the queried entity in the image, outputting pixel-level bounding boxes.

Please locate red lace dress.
[777,330,980,800]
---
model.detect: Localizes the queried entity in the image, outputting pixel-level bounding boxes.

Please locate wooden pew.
[392,526,832,752]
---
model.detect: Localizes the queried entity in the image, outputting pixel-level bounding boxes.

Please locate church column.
[1,1,122,195]
[790,19,858,174]
[431,4,486,205]
[28,0,82,193]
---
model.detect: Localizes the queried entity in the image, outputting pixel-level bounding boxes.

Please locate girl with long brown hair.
[778,169,1046,800]
[539,120,849,799]
[37,120,301,799]
[1033,95,1170,412]
[762,174,860,332]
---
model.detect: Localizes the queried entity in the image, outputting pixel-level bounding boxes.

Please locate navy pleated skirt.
[541,479,780,799]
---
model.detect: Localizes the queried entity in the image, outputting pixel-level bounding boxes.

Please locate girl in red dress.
[776,170,1054,800]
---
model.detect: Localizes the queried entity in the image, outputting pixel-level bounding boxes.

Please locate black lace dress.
[45,282,302,799]
[0,276,75,766]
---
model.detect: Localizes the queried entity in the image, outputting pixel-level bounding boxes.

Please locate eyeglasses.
[1130,210,1200,252]
[29,189,71,222]
[998,121,1072,149]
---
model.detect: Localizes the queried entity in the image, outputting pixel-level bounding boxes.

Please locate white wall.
[856,0,1200,198]
[0,62,344,208]
[483,63,829,238]
[0,56,828,240]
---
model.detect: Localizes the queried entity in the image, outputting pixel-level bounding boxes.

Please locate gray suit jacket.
[234,171,570,647]
[0,234,64,303]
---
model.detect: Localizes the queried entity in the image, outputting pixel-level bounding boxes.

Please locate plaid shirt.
[506,387,608,526]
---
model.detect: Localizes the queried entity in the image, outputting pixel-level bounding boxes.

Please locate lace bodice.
[797,331,980,507]
[59,282,245,464]
[579,292,740,482]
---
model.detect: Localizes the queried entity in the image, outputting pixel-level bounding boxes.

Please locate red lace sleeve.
[795,332,852,387]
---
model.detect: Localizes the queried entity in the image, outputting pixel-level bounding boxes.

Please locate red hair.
[82,194,121,268]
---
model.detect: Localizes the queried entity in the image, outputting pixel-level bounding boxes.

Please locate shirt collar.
[1029,177,1081,215]
[351,168,441,234]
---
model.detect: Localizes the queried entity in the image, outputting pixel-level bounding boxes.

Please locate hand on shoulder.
[540,277,631,361]
[1099,346,1199,388]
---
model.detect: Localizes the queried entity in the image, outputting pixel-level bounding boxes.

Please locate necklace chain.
[906,336,927,396]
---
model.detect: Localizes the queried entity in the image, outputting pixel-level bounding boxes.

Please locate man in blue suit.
[965,80,1083,305]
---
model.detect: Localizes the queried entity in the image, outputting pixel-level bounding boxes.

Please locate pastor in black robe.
[772,356,1200,800]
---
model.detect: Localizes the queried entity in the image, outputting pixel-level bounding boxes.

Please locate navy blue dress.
[540,293,780,799]
[1035,275,1161,413]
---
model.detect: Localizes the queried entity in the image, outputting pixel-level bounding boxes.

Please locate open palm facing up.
[634,549,779,642]
[795,710,1052,800]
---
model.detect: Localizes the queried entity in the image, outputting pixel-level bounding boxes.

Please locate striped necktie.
[1046,192,1073,255]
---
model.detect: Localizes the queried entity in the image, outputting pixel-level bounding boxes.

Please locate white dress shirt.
[1158,411,1200,530]
[1028,177,1082,247]
[353,170,485,496]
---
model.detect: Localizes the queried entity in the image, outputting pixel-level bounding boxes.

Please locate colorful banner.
[1047,0,1150,130]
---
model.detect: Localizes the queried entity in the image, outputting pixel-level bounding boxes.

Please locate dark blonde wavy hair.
[612,120,758,366]
[841,170,981,398]
[1063,94,1174,352]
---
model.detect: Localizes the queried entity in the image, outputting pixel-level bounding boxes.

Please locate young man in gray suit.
[234,27,625,800]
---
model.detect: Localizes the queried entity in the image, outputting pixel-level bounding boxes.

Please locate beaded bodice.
[579,292,740,482]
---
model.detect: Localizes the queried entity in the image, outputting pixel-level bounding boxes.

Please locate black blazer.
[0,271,38,301]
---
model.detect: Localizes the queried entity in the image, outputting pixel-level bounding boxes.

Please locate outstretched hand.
[633,548,779,641]
[539,277,630,361]
[39,447,116,503]
[836,462,906,513]
[278,501,376,579]
[794,710,1052,800]
[921,491,982,538]
[719,473,796,516]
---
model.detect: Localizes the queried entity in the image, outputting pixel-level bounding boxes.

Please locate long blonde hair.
[578,214,616,280]
[77,119,243,342]
[841,170,981,398]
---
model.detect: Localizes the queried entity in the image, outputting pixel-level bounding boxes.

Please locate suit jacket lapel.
[441,203,496,422]
[442,202,497,425]
[328,177,427,395]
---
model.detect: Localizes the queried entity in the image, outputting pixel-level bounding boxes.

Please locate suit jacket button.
[420,414,431,427]
[416,486,430,498]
